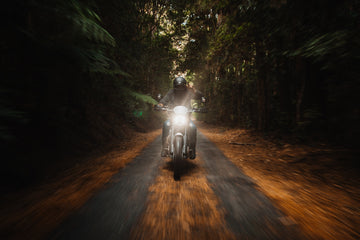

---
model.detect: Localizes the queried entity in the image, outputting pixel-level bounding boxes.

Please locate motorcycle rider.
[156,76,204,158]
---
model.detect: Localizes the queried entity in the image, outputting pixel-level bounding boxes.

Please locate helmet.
[173,77,187,90]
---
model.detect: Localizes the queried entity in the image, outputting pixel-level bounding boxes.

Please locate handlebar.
[192,108,208,113]
[154,105,207,113]
[154,106,171,111]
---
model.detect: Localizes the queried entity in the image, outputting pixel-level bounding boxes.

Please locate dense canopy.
[1,0,359,184]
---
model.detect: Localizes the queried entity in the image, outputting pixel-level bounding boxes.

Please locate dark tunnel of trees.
[1,0,359,188]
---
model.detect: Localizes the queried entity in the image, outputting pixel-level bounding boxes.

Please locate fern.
[125,89,158,105]
[67,0,115,46]
[70,14,116,47]
[73,47,130,75]
[290,31,350,64]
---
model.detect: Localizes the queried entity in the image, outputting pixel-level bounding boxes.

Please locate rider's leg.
[188,120,197,159]
[161,120,170,157]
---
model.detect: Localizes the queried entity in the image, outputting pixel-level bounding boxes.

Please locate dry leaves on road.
[198,122,360,240]
[131,157,235,240]
[0,129,161,240]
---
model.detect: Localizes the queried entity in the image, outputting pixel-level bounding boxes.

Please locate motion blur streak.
[131,157,235,240]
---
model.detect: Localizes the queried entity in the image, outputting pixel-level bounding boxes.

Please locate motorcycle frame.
[169,114,190,160]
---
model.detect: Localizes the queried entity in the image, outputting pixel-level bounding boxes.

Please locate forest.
[1,0,359,189]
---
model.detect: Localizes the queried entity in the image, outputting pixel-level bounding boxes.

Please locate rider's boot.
[189,148,196,159]
[161,121,170,157]
[189,123,197,159]
[161,141,169,157]
[161,147,168,157]
[189,142,196,159]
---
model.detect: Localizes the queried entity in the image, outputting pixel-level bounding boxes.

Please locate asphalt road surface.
[50,132,304,239]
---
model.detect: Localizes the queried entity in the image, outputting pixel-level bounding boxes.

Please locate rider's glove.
[154,104,163,111]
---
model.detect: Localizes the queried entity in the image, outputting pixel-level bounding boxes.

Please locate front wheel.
[173,135,183,180]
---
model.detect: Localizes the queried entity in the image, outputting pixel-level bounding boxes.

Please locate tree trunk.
[255,40,268,131]
[295,58,306,123]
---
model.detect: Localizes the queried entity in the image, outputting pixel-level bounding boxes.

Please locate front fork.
[169,126,188,159]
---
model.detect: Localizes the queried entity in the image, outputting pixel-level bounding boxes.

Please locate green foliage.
[2,0,359,186]
[179,0,359,143]
[68,1,116,47]
[289,31,352,69]
[1,0,180,185]
[126,89,158,105]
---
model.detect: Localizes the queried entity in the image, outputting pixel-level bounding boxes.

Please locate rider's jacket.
[159,88,203,108]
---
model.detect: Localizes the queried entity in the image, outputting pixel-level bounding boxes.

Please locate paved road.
[198,132,303,239]
[50,133,304,239]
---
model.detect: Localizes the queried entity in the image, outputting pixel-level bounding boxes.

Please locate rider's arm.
[158,89,174,106]
[192,88,204,100]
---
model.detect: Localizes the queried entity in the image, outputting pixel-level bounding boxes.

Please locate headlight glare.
[173,106,188,114]
[173,115,187,125]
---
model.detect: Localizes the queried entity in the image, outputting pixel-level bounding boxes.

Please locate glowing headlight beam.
[173,106,188,114]
[173,115,187,126]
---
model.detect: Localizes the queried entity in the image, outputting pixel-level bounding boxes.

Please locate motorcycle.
[155,105,207,180]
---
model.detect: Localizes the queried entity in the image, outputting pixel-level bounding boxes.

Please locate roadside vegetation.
[1,0,178,189]
[2,0,358,189]
[181,0,359,144]
[1,1,358,239]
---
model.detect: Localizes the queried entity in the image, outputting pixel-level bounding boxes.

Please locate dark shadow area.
[0,0,167,193]
[163,159,199,178]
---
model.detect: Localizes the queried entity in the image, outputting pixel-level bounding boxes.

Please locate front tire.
[173,135,183,180]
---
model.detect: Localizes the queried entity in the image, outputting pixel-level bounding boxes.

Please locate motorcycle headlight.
[173,106,188,114]
[173,115,187,126]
